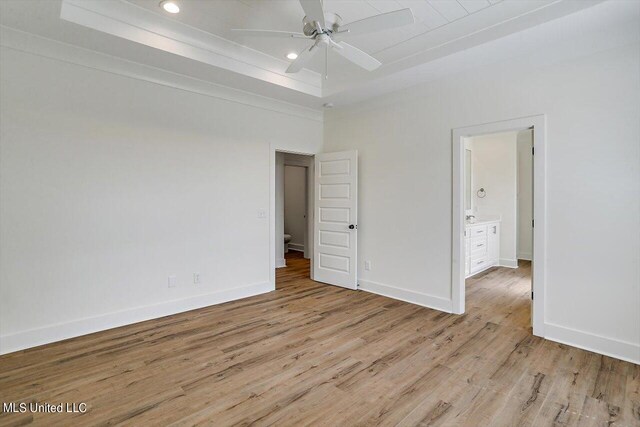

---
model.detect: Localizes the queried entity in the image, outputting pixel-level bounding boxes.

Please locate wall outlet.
[168,275,177,288]
[193,272,201,285]
[257,209,267,218]
[365,261,372,271]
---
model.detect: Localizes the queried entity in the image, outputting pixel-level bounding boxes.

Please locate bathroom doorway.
[452,115,547,337]
[463,129,533,327]
[275,151,313,289]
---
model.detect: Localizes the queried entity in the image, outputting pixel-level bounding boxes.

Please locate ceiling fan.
[232,0,415,77]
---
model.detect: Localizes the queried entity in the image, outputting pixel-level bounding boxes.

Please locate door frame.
[452,115,546,337]
[270,145,316,290]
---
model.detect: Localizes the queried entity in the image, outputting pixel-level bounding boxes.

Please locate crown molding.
[60,0,322,97]
[0,25,323,122]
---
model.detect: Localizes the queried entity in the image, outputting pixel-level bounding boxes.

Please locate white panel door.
[313,150,358,289]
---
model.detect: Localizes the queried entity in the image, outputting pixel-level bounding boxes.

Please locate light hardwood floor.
[1,252,638,426]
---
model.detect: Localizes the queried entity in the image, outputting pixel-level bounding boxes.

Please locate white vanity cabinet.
[465,220,500,278]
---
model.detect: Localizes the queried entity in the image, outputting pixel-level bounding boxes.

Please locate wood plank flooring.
[1,252,638,426]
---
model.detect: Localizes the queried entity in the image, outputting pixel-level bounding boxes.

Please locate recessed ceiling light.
[160,0,180,13]
[286,52,298,60]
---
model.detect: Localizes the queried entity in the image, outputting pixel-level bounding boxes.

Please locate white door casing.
[313,150,358,289]
[452,115,546,337]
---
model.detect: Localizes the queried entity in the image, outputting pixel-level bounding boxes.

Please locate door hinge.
[531,291,534,300]
[532,146,535,155]
[532,219,535,228]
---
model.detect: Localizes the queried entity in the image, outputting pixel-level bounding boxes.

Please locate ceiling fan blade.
[333,42,381,71]
[231,29,307,39]
[286,43,320,73]
[338,8,414,37]
[299,0,325,27]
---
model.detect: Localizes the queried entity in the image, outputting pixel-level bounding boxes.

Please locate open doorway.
[463,129,533,325]
[275,152,313,289]
[270,148,359,291]
[453,115,546,337]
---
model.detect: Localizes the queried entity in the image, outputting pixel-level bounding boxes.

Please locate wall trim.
[498,258,519,268]
[276,258,287,268]
[0,26,323,122]
[517,253,532,261]
[59,0,321,97]
[0,281,272,355]
[288,243,304,252]
[544,322,640,365]
[358,279,453,313]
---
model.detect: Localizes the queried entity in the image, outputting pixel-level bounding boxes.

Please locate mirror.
[464,149,472,212]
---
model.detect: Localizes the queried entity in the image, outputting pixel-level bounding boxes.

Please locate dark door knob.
[348,224,355,229]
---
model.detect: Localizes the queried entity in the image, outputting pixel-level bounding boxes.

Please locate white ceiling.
[126,0,507,74]
[0,0,608,107]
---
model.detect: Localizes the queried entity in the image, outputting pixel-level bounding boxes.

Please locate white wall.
[517,130,534,260]
[0,45,322,354]
[470,131,518,266]
[284,166,306,251]
[324,3,640,362]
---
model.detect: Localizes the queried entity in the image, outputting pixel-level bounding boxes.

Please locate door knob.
[348,224,355,230]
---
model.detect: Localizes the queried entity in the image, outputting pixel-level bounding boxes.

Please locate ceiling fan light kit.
[232,0,415,77]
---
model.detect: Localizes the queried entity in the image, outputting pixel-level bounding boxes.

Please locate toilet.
[284,234,292,253]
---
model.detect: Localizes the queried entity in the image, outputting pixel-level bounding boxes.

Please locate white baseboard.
[276,258,286,268]
[288,243,304,252]
[499,258,519,268]
[358,279,453,313]
[544,322,640,365]
[0,281,273,355]
[517,252,532,261]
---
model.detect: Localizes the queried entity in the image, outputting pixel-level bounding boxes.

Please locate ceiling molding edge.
[324,0,605,97]
[60,0,323,98]
[0,25,324,122]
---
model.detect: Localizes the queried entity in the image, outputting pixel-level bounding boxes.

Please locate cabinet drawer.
[468,225,487,238]
[470,255,489,273]
[469,237,487,253]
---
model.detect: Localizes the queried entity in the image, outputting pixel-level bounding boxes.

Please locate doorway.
[270,148,359,292]
[452,115,547,337]
[275,152,314,289]
[463,129,533,327]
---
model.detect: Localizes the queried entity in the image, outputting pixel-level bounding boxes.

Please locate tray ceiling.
[0,0,605,107]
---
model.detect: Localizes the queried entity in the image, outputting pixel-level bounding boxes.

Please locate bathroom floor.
[276,250,310,289]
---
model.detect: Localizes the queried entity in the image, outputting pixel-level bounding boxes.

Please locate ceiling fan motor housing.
[302,13,342,36]
[232,1,413,74]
